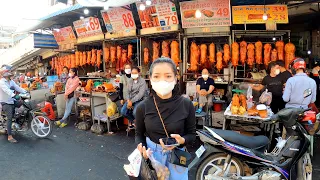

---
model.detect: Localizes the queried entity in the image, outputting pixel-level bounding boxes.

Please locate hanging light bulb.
[195,9,202,18]
[139,4,146,11]
[263,13,268,21]
[308,50,311,55]
[272,37,276,41]
[146,0,151,6]
[84,8,89,15]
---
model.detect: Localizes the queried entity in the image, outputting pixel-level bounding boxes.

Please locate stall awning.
[40,4,84,21]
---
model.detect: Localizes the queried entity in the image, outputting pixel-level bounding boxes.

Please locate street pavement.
[0,123,319,180]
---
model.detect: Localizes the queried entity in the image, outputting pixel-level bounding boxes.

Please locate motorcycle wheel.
[297,153,312,180]
[30,116,53,138]
[196,153,244,180]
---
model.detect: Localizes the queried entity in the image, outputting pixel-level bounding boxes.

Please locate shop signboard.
[33,33,58,49]
[73,17,104,38]
[52,26,77,45]
[232,5,289,24]
[101,11,113,32]
[101,7,136,32]
[180,0,231,28]
[136,0,179,34]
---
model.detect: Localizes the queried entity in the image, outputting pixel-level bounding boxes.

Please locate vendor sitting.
[120,67,147,129]
[196,68,215,113]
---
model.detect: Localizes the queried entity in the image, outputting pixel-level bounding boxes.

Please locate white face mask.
[68,73,73,78]
[131,74,139,79]
[151,80,176,96]
[125,69,131,75]
[274,69,280,75]
[202,75,209,79]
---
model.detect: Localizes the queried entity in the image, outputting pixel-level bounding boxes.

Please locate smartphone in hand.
[161,137,179,147]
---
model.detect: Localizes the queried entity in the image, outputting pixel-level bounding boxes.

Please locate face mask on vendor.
[124,69,131,75]
[274,69,280,75]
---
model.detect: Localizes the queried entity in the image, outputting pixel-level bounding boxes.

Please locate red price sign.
[164,16,178,25]
[216,8,230,17]
[73,17,103,38]
[104,7,136,31]
[53,26,76,45]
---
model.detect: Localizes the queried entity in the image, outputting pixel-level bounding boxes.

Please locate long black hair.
[70,68,78,76]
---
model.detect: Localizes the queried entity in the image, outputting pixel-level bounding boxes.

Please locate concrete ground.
[0,123,319,180]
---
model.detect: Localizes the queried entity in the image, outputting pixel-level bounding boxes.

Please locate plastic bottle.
[247,95,254,109]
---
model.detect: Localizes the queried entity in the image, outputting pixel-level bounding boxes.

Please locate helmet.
[290,58,306,74]
[0,64,13,77]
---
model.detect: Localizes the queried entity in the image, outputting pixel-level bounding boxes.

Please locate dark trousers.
[270,96,285,114]
[2,103,15,135]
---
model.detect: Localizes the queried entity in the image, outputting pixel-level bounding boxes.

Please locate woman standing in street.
[119,64,132,105]
[55,68,80,128]
[135,58,196,179]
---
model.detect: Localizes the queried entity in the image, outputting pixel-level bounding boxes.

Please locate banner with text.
[136,0,179,29]
[180,0,231,28]
[73,17,103,38]
[101,7,136,32]
[52,26,76,45]
[232,5,289,24]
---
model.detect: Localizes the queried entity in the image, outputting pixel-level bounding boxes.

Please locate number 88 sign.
[103,8,136,31]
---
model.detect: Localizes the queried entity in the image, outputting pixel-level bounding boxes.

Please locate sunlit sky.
[0,0,50,27]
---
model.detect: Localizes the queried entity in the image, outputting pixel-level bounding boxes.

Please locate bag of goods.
[259,89,272,106]
[90,123,105,134]
[149,154,170,180]
[106,102,117,117]
[77,121,91,131]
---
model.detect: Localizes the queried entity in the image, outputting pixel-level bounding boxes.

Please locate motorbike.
[190,89,317,180]
[0,93,53,138]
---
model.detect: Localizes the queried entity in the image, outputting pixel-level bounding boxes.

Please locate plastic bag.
[259,89,272,106]
[124,149,143,177]
[149,154,170,180]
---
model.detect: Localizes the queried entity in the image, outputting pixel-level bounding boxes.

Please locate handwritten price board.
[73,17,103,38]
[101,7,136,32]
[136,0,179,29]
[52,26,76,45]
[180,0,231,28]
[232,5,289,24]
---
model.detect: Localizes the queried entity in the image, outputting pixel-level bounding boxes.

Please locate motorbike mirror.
[303,88,312,98]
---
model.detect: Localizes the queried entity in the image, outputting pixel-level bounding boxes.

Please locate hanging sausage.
[110,46,116,62]
[153,41,160,61]
[231,42,239,67]
[162,41,170,58]
[223,44,230,64]
[209,43,215,63]
[144,48,149,64]
[264,43,272,67]
[122,49,128,63]
[117,46,122,61]
[200,44,207,65]
[104,46,110,62]
[97,49,102,68]
[189,42,199,71]
[255,41,263,65]
[83,52,87,66]
[87,51,91,65]
[216,51,223,72]
[271,49,278,61]
[71,54,76,68]
[91,49,97,66]
[75,51,80,67]
[276,41,285,61]
[247,43,255,67]
[128,44,133,60]
[239,41,247,65]
[170,41,180,66]
[79,51,83,66]
[285,42,296,69]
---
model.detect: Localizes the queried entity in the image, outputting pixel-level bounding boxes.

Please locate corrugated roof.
[39,4,84,21]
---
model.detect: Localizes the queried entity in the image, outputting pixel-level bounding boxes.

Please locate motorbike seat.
[212,128,269,150]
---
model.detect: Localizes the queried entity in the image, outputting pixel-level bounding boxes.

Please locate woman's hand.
[137,143,152,159]
[120,100,124,105]
[64,95,68,100]
[171,134,185,145]
[127,100,133,109]
[159,139,175,151]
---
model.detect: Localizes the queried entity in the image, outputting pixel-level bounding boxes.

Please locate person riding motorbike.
[0,65,27,143]
[283,58,317,109]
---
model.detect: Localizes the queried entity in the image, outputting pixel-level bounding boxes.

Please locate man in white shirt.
[0,65,27,143]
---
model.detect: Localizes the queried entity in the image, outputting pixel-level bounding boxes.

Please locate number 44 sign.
[101,7,136,32]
